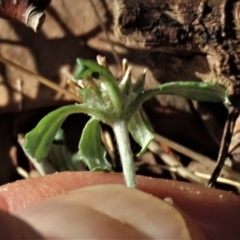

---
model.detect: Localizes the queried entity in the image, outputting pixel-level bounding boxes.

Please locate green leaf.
[128,111,154,156]
[23,105,87,162]
[132,70,146,94]
[22,129,79,175]
[74,58,118,88]
[74,59,90,79]
[45,129,77,172]
[74,58,123,115]
[20,134,57,175]
[80,85,107,110]
[75,58,110,80]
[129,81,231,116]
[159,81,231,104]
[77,117,112,171]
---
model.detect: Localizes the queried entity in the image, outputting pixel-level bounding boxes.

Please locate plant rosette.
[22,56,230,188]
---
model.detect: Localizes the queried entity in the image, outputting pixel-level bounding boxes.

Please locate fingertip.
[15,184,205,239]
[75,184,206,240]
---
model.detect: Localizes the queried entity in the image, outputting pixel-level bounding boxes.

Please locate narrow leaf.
[23,105,86,162]
[132,70,146,94]
[159,81,231,104]
[130,81,231,115]
[77,117,112,171]
[128,111,154,156]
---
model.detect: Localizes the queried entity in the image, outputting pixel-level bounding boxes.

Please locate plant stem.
[112,120,136,188]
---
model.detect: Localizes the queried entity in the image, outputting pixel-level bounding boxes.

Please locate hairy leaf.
[74,58,123,115]
[23,105,86,162]
[128,111,154,156]
[159,81,231,104]
[77,117,112,171]
[129,82,231,115]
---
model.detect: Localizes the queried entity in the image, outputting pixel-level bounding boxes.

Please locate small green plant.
[23,56,230,188]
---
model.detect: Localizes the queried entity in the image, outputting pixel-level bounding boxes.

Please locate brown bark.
[114,0,240,104]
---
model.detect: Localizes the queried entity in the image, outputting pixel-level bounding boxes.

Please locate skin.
[0,172,239,239]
